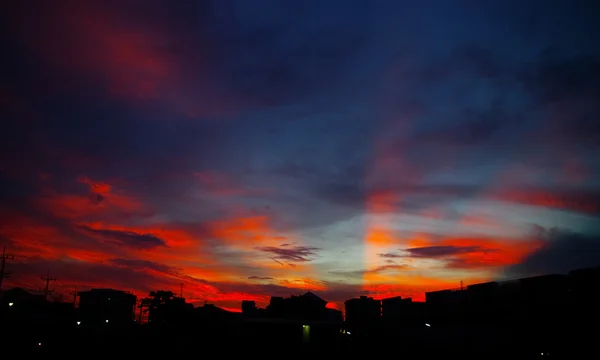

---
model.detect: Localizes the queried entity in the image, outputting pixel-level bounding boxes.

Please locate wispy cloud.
[256,245,321,262]
[248,276,274,280]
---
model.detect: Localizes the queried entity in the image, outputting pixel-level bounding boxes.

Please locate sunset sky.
[1,0,599,312]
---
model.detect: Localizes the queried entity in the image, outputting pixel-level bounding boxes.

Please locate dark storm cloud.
[405,245,490,258]
[314,182,480,211]
[378,253,403,259]
[247,276,274,280]
[255,245,321,262]
[519,55,600,144]
[522,55,600,104]
[76,225,167,249]
[110,258,177,274]
[504,230,600,278]
[330,264,411,278]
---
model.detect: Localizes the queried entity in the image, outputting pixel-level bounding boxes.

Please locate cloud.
[404,245,491,258]
[330,264,411,277]
[255,245,321,263]
[504,230,600,278]
[110,258,177,275]
[76,225,167,249]
[378,252,403,258]
[396,237,543,270]
[1,0,599,312]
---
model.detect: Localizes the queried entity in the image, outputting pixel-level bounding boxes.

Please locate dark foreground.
[1,326,592,358]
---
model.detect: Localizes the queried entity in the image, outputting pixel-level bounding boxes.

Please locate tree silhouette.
[143,290,190,326]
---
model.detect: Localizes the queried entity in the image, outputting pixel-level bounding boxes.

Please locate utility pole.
[41,269,56,301]
[138,302,143,323]
[460,280,464,291]
[70,286,78,306]
[180,282,183,298]
[0,247,15,291]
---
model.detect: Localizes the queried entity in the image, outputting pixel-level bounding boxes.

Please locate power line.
[41,269,57,301]
[0,246,15,291]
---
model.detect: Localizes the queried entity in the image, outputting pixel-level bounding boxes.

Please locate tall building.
[381,296,424,328]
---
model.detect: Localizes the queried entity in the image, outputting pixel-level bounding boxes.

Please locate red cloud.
[37,177,149,221]
[7,0,243,119]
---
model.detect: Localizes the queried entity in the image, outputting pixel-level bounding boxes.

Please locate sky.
[1,0,599,312]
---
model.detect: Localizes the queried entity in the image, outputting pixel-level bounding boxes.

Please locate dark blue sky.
[1,0,599,309]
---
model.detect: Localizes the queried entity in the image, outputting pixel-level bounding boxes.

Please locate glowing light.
[425,323,431,327]
[8,303,13,307]
[105,319,109,323]
[76,321,81,325]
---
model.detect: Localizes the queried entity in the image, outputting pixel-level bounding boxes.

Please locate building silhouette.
[78,288,136,328]
[2,265,600,355]
[240,292,343,348]
[381,296,425,329]
[344,295,380,338]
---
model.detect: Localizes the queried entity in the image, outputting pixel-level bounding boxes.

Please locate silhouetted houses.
[148,296,193,329]
[344,296,381,338]
[266,292,332,320]
[0,287,45,330]
[0,287,74,337]
[78,288,136,328]
[241,300,257,317]
[239,292,342,348]
[190,303,240,336]
[0,287,45,307]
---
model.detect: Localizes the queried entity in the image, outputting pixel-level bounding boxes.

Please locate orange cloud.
[207,215,283,248]
[38,176,147,220]
[439,237,543,269]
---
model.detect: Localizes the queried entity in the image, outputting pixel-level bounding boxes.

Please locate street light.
[105,319,109,323]
[8,302,13,307]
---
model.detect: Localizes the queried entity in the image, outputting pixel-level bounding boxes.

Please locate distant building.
[242,300,258,316]
[0,287,45,307]
[78,288,136,327]
[0,287,74,334]
[241,292,342,347]
[266,292,332,321]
